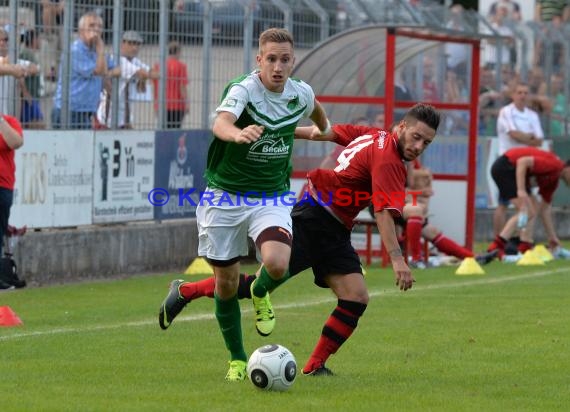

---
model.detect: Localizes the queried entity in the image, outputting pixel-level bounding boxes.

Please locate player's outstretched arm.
[294,125,336,141]
[375,210,414,291]
[309,98,330,133]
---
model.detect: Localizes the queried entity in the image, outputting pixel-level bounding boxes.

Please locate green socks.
[214,293,247,362]
[252,266,290,297]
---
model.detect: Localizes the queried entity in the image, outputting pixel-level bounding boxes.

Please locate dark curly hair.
[404,103,441,132]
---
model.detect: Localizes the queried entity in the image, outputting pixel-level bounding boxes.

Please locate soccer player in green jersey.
[158,28,330,381]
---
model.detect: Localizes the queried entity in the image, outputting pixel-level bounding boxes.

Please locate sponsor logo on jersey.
[377,130,387,149]
[250,136,289,156]
[287,96,299,110]
[222,97,237,107]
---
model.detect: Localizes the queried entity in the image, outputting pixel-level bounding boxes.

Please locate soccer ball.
[247,344,297,391]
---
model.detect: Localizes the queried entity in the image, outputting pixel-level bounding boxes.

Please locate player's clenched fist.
[235,124,264,144]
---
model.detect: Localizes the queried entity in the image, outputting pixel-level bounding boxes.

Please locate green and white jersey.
[206,71,315,196]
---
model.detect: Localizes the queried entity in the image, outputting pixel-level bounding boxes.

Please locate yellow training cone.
[516,250,545,266]
[184,257,214,275]
[532,244,554,262]
[455,257,485,275]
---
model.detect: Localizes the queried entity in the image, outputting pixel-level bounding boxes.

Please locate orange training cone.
[0,306,23,327]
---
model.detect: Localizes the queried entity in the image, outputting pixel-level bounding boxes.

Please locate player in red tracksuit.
[159,104,441,375]
[487,147,570,256]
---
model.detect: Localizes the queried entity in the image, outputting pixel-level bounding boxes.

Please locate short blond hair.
[258,28,294,54]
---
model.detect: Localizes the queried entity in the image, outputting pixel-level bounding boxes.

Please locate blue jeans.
[0,188,13,256]
[51,107,94,129]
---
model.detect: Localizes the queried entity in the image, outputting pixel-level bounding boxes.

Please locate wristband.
[319,119,332,136]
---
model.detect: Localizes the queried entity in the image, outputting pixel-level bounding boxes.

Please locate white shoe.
[502,254,522,263]
[552,247,570,260]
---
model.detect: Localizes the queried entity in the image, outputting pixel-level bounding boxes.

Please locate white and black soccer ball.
[247,344,297,391]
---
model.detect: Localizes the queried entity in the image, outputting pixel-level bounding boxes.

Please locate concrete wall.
[13,208,570,286]
[15,219,199,286]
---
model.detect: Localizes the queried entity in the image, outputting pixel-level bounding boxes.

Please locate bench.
[353,210,429,267]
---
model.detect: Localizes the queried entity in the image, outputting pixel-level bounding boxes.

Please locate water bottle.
[517,209,528,229]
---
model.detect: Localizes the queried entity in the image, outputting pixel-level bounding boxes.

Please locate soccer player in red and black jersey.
[488,147,570,256]
[158,103,441,376]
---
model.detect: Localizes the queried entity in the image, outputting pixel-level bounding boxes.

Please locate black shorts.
[491,155,530,202]
[289,202,363,288]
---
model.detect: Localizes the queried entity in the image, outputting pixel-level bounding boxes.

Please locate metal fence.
[0,0,569,138]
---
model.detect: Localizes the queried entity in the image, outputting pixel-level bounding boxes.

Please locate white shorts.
[196,188,293,261]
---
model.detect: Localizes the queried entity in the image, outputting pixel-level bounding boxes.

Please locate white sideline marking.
[0,267,567,342]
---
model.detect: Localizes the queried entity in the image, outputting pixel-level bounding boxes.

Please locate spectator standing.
[535,0,569,23]
[153,41,188,129]
[421,56,439,102]
[0,28,36,117]
[19,29,45,129]
[478,67,502,136]
[96,31,157,129]
[41,0,65,35]
[394,67,413,101]
[489,0,522,21]
[0,114,23,257]
[497,83,544,155]
[481,5,515,71]
[51,11,113,129]
[527,67,553,117]
[533,2,568,76]
[548,73,567,137]
[443,68,469,135]
[372,111,385,128]
[445,4,468,77]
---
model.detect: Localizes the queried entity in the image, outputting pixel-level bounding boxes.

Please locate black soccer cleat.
[158,279,189,330]
[302,365,334,376]
[475,249,499,266]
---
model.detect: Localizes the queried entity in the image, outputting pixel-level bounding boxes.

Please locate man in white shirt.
[96,31,157,129]
[497,83,544,155]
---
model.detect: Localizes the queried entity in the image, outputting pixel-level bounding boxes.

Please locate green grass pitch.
[1,258,569,411]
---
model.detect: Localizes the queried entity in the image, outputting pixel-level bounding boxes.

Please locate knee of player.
[404,204,424,219]
[345,289,369,305]
[357,292,369,305]
[262,259,289,279]
[422,225,439,240]
[215,275,239,293]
